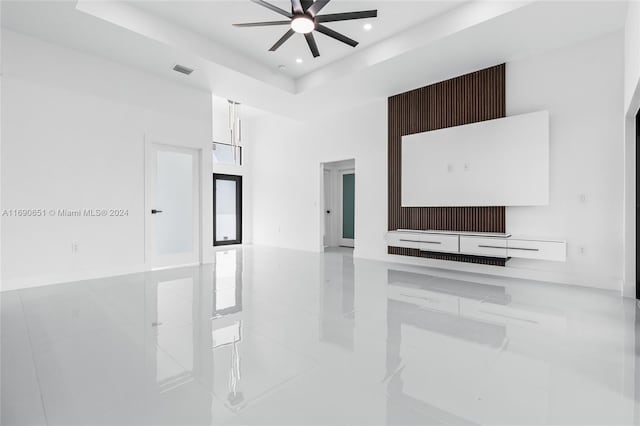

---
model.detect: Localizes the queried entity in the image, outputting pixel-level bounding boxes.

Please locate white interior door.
[147,143,200,269]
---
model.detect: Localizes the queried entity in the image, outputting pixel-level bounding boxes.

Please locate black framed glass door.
[213,174,242,246]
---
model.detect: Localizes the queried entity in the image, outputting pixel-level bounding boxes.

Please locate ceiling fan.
[233,0,378,58]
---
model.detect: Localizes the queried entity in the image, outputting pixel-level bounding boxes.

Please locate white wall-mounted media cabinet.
[386,230,566,262]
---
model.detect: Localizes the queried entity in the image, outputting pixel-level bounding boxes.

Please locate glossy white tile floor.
[2,246,640,425]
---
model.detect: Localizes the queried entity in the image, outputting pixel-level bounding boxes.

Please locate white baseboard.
[1,264,148,292]
[151,262,200,271]
[2,248,235,292]
[3,247,625,296]
[623,279,637,299]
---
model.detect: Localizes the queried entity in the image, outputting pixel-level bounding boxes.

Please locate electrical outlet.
[71,242,79,253]
[579,246,586,255]
[464,163,470,171]
[579,194,587,203]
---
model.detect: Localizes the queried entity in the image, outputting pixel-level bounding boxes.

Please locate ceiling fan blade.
[291,0,304,14]
[250,0,292,18]
[316,10,377,23]
[233,20,291,27]
[301,0,314,12]
[305,33,320,57]
[306,0,330,16]
[316,24,358,47]
[269,29,295,51]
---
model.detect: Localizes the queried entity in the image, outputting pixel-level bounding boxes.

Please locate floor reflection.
[384,268,637,425]
[2,246,639,425]
[211,249,245,411]
[320,247,355,351]
[145,267,217,425]
[213,250,243,318]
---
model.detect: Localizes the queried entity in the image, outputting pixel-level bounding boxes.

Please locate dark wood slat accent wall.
[388,64,506,266]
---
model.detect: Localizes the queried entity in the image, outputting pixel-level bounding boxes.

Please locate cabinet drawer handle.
[400,239,441,245]
[478,245,506,249]
[478,244,539,252]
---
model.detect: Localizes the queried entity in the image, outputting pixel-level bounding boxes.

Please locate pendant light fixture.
[228,100,242,161]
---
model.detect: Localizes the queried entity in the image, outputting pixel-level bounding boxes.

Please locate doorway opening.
[213,174,242,246]
[322,159,355,250]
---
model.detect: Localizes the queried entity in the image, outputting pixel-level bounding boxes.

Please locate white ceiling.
[0,1,630,121]
[128,1,467,78]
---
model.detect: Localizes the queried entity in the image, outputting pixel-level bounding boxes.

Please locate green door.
[342,173,355,240]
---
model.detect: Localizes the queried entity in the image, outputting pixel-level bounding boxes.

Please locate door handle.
[151,209,163,214]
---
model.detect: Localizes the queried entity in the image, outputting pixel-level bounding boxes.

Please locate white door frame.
[144,136,202,270]
[338,168,355,248]
[323,168,332,247]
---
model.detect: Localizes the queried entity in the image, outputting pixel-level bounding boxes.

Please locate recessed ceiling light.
[363,23,373,31]
[291,16,315,34]
[296,58,303,64]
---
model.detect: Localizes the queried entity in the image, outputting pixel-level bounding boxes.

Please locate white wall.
[1,30,213,291]
[625,2,640,113]
[251,101,387,258]
[251,32,625,291]
[212,95,231,145]
[506,31,624,290]
[623,3,640,297]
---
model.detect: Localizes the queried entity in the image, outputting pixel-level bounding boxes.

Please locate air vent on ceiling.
[172,64,194,75]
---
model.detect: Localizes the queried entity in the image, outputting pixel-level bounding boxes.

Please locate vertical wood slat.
[387,64,506,266]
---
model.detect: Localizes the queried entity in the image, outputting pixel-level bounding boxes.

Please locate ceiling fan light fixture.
[291,16,315,34]
[233,1,378,57]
